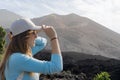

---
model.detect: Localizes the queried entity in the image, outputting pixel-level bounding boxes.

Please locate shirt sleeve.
[10,53,63,74]
[31,37,47,56]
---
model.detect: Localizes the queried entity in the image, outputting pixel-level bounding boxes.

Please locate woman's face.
[27,30,38,47]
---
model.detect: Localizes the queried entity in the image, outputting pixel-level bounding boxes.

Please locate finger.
[46,26,51,28]
[42,25,46,30]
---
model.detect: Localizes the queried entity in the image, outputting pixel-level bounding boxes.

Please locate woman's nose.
[34,34,37,38]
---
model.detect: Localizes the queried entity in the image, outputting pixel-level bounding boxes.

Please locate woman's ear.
[8,32,13,41]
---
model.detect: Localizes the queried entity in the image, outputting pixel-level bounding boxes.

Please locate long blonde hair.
[0,30,34,80]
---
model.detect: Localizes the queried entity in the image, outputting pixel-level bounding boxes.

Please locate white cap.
[10,18,42,36]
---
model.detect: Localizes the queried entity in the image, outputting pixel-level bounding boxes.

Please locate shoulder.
[9,53,31,64]
[10,53,29,59]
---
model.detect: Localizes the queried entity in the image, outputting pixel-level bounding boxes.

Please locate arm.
[10,53,62,74]
[42,25,61,55]
[31,37,47,55]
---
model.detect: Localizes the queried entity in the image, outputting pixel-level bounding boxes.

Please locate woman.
[0,18,63,80]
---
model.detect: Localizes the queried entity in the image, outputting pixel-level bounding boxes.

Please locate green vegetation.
[0,26,6,61]
[93,72,111,80]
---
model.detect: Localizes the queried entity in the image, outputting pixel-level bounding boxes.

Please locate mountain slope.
[1,9,120,59]
[32,14,120,59]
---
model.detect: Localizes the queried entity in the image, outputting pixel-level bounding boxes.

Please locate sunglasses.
[29,31,38,35]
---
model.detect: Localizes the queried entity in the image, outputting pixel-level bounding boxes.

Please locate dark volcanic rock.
[34,50,120,80]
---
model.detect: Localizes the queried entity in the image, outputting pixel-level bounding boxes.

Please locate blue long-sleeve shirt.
[4,37,63,80]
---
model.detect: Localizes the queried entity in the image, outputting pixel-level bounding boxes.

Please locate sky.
[0,0,120,34]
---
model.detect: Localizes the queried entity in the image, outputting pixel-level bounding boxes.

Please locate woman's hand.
[42,25,57,40]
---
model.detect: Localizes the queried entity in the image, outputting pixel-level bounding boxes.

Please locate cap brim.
[32,26,42,30]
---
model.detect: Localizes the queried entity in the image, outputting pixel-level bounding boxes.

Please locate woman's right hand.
[42,25,57,40]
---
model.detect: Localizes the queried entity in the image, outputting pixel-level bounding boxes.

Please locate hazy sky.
[0,0,120,34]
